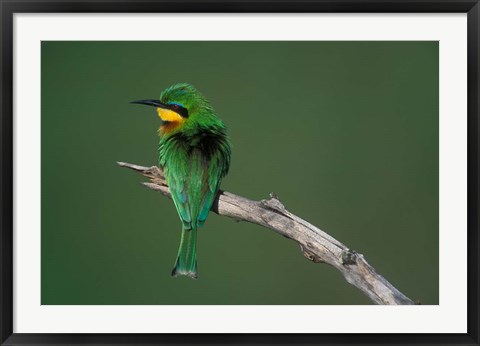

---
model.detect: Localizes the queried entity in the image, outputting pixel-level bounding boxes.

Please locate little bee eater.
[132,83,232,279]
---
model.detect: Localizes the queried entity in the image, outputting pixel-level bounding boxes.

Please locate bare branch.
[118,161,415,305]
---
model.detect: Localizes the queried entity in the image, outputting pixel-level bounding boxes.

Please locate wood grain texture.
[118,161,414,305]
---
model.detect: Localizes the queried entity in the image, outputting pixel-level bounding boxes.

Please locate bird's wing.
[165,148,213,230]
[163,148,193,230]
[162,137,230,230]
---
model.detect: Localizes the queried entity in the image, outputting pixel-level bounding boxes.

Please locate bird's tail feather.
[171,226,197,279]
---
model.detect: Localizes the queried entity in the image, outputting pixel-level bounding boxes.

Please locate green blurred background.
[41,41,438,305]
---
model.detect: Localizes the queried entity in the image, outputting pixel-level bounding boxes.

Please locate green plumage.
[155,83,231,279]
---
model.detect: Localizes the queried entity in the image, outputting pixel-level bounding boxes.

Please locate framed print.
[1,1,479,345]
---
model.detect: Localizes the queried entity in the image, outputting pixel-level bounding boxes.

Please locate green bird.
[132,83,232,279]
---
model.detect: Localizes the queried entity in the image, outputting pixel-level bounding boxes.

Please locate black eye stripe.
[168,104,189,118]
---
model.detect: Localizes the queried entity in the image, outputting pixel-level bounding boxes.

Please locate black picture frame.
[1,1,478,345]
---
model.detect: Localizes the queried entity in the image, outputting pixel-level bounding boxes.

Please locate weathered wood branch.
[118,161,414,305]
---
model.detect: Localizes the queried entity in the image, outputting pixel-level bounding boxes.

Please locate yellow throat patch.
[157,108,185,134]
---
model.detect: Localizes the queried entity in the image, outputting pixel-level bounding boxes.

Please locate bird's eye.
[171,104,179,110]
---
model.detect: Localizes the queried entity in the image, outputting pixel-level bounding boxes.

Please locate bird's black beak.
[130,99,168,109]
